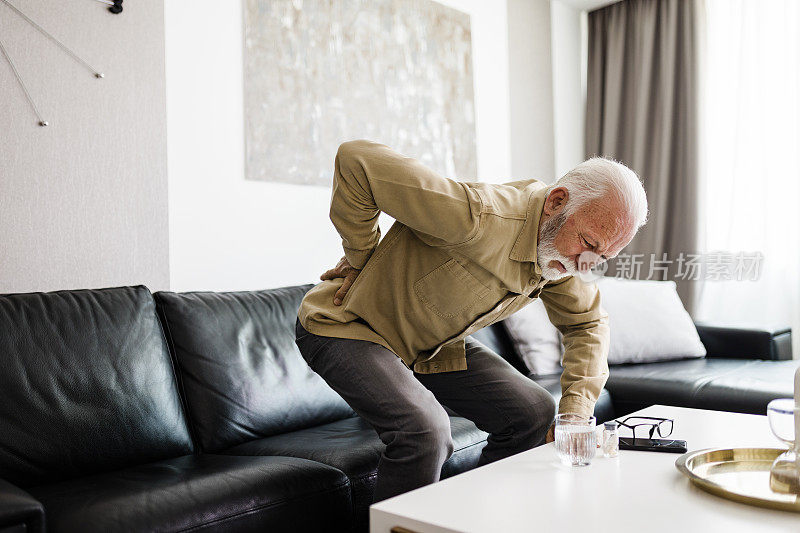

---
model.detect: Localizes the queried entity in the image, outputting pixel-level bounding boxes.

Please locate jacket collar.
[508,184,549,276]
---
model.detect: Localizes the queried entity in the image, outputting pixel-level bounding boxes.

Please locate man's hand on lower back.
[320,256,361,306]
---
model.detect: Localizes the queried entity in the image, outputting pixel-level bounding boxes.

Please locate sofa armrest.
[695,323,793,361]
[0,478,44,533]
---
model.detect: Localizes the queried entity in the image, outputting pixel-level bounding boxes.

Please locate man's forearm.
[557,315,610,418]
[329,140,483,269]
[330,142,383,269]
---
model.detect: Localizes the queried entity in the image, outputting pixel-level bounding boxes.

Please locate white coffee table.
[370,404,799,532]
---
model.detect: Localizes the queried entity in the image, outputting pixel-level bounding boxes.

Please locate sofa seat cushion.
[27,454,351,533]
[218,415,488,530]
[692,359,800,414]
[605,358,774,415]
[531,375,615,423]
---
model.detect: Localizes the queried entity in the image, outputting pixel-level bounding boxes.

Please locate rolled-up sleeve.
[539,276,610,419]
[330,140,483,268]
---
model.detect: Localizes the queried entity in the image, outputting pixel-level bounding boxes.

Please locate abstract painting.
[243,0,477,185]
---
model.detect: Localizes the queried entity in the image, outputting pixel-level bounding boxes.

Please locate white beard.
[536,212,578,281]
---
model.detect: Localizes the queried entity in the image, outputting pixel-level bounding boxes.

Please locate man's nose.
[578,252,604,272]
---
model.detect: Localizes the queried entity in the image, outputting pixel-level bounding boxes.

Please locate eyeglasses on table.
[614,416,674,440]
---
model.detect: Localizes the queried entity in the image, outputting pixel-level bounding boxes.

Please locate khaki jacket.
[297,139,610,418]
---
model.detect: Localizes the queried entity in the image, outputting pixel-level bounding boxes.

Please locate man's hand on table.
[545,421,605,447]
[320,256,361,305]
[545,422,555,443]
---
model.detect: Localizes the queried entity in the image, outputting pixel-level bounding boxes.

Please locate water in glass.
[555,415,596,466]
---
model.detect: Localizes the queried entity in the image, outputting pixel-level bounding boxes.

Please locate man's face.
[537,188,636,281]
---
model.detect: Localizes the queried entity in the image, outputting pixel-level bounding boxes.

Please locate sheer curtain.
[695,0,800,356]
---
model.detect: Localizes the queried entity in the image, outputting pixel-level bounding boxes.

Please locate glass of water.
[555,413,596,467]
[767,398,800,493]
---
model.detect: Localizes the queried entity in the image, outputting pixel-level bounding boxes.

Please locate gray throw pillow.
[597,277,706,364]
[503,298,563,376]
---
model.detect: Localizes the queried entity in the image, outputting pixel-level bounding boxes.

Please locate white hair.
[548,157,649,229]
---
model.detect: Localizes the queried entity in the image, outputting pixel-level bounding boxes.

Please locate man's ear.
[543,187,569,217]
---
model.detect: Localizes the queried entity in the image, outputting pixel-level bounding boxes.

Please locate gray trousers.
[295,317,556,503]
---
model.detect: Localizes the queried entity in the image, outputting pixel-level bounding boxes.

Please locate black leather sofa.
[0,283,795,533]
[471,317,796,421]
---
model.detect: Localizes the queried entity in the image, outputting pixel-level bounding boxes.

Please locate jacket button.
[433,364,439,369]
[529,278,536,284]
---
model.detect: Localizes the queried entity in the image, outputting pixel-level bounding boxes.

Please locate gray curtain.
[586,0,705,315]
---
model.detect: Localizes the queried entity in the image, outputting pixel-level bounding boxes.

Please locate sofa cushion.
[0,286,193,489]
[598,277,706,364]
[502,299,563,376]
[27,454,351,533]
[218,415,488,532]
[692,359,799,414]
[605,358,766,415]
[154,285,355,453]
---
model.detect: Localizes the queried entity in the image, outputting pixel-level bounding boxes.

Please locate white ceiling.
[554,0,623,12]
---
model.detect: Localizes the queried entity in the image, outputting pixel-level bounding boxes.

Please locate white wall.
[436,0,512,184]
[0,0,586,294]
[504,0,588,184]
[507,0,556,182]
[551,1,588,179]
[165,0,514,291]
[0,0,169,293]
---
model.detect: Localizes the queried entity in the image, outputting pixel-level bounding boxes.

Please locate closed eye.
[581,234,608,260]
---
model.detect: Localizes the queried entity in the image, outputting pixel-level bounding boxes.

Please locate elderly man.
[295,139,647,503]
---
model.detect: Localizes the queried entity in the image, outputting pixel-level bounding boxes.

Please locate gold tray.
[675,447,800,512]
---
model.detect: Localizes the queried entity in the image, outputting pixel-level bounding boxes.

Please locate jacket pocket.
[413,258,492,318]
